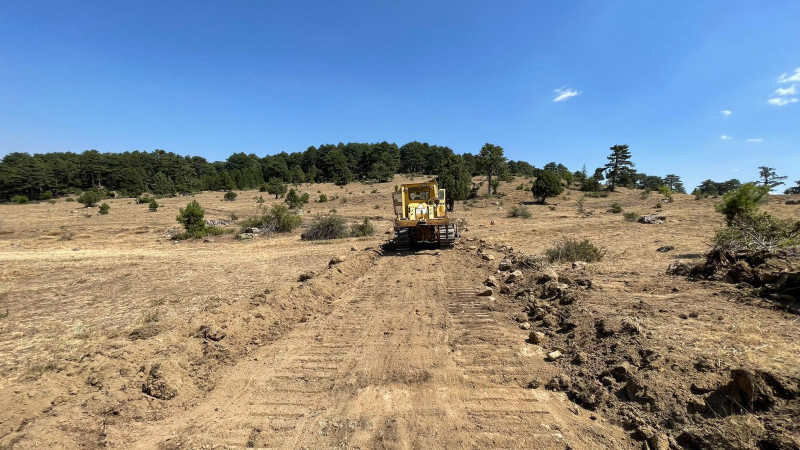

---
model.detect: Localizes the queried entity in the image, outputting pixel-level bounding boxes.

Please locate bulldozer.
[392,181,458,251]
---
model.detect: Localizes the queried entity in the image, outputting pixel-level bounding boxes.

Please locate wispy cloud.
[720,110,732,117]
[553,87,581,102]
[774,85,797,96]
[719,135,732,140]
[745,138,763,143]
[778,67,800,84]
[769,68,799,106]
[768,97,799,106]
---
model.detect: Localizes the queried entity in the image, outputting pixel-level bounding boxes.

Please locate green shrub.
[136,195,152,204]
[176,200,206,237]
[715,183,768,226]
[65,197,76,202]
[10,195,28,204]
[266,178,287,198]
[531,171,564,203]
[285,189,302,208]
[713,212,800,251]
[318,194,328,202]
[351,218,376,237]
[584,191,609,198]
[577,196,586,214]
[655,201,663,209]
[609,202,623,213]
[148,199,159,211]
[546,239,605,263]
[508,205,532,219]
[580,178,603,192]
[256,195,265,204]
[239,204,301,233]
[302,215,349,240]
[623,212,639,222]
[98,203,110,215]
[658,186,674,203]
[300,192,310,204]
[223,191,237,201]
[39,191,53,201]
[78,189,104,207]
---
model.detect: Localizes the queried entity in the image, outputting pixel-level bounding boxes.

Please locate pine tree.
[603,145,635,191]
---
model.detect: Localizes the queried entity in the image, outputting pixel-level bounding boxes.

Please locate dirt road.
[105,250,632,449]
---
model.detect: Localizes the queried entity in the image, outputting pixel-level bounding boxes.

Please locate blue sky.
[1,1,798,190]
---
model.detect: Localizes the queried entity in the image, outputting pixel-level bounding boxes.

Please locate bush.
[508,205,532,219]
[176,200,206,238]
[136,195,152,204]
[148,199,159,211]
[584,191,609,198]
[623,212,639,222]
[580,178,603,192]
[239,204,301,233]
[655,201,663,209]
[77,189,104,207]
[713,212,800,251]
[531,171,564,203]
[302,215,349,240]
[256,195,265,204]
[65,197,76,202]
[715,183,768,226]
[351,218,376,237]
[39,191,53,201]
[658,186,674,203]
[266,178,287,198]
[318,194,328,202]
[300,192,310,204]
[98,203,110,215]
[546,239,605,263]
[223,191,237,201]
[10,195,28,204]
[285,189,303,209]
[609,202,623,213]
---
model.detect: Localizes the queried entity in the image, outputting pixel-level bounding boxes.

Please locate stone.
[571,261,587,271]
[328,256,345,266]
[666,261,690,275]
[638,214,667,224]
[237,233,254,240]
[498,260,512,271]
[484,276,498,287]
[467,245,477,251]
[537,269,559,283]
[528,331,545,344]
[298,272,315,282]
[541,314,559,328]
[546,350,563,361]
[656,245,675,252]
[246,227,261,234]
[481,254,495,261]
[519,322,531,330]
[610,362,634,381]
[499,285,511,294]
[505,270,523,283]
[477,287,493,296]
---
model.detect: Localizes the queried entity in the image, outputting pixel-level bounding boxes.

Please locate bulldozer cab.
[393,183,447,222]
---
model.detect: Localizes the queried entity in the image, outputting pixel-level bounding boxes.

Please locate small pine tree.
[285,189,303,209]
[531,171,564,204]
[148,199,159,211]
[176,200,206,237]
[715,183,768,225]
[224,191,237,201]
[98,203,110,215]
[78,189,104,207]
[266,178,287,199]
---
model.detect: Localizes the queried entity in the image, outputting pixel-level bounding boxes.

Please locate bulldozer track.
[108,251,630,449]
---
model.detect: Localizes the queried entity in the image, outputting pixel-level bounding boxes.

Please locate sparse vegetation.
[609,202,623,213]
[318,193,328,202]
[623,211,639,222]
[584,191,609,198]
[238,204,302,233]
[508,205,532,219]
[715,183,768,226]
[576,196,585,214]
[350,218,376,237]
[657,185,673,203]
[302,215,349,240]
[546,238,605,263]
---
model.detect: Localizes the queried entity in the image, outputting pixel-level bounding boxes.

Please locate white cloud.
[719,135,732,140]
[720,110,732,117]
[774,85,797,96]
[553,87,581,102]
[768,97,799,106]
[745,138,763,143]
[778,67,800,84]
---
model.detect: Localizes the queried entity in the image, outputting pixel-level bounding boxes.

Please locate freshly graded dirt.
[0,177,797,449]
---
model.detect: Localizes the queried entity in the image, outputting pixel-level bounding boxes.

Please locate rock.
[246,227,261,234]
[542,281,569,299]
[205,219,234,227]
[237,233,254,240]
[142,363,177,400]
[490,220,495,225]
[649,433,670,450]
[638,214,666,224]
[484,276,498,287]
[537,269,559,283]
[656,245,675,252]
[467,245,477,251]
[546,350,563,361]
[498,260,512,271]
[128,324,161,341]
[298,271,315,282]
[481,254,495,261]
[541,314,559,328]
[505,270,523,283]
[351,246,357,251]
[499,285,511,294]
[571,261,587,271]
[328,256,345,266]
[528,331,546,344]
[546,374,572,391]
[610,362,634,381]
[624,375,655,405]
[621,317,641,333]
[572,352,588,365]
[477,287,493,296]
[519,322,531,330]
[632,425,656,441]
[666,261,690,276]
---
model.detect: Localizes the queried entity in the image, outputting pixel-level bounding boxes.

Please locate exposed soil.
[0,177,798,449]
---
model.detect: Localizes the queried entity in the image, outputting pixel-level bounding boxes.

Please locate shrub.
[351,218,376,237]
[655,201,663,208]
[713,212,800,251]
[10,195,28,204]
[285,189,303,209]
[580,178,603,192]
[531,171,564,203]
[609,202,623,213]
[39,191,53,201]
[238,204,301,233]
[136,195,152,204]
[266,178,287,198]
[577,196,585,214]
[715,183,768,226]
[508,205,532,219]
[623,212,639,222]
[176,200,206,237]
[256,195,265,204]
[302,215,349,240]
[98,203,110,215]
[318,194,328,202]
[300,192,310,204]
[148,199,159,211]
[546,239,605,263]
[658,186,674,203]
[65,197,76,202]
[223,191,237,201]
[78,189,104,207]
[584,191,609,198]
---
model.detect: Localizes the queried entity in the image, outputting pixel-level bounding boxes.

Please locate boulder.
[541,314,560,328]
[638,214,667,224]
[528,331,546,344]
[498,260,513,271]
[505,270,523,283]
[484,276,498,287]
[537,269,559,284]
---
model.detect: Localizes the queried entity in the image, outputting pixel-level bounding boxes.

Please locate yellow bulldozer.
[392,181,458,251]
